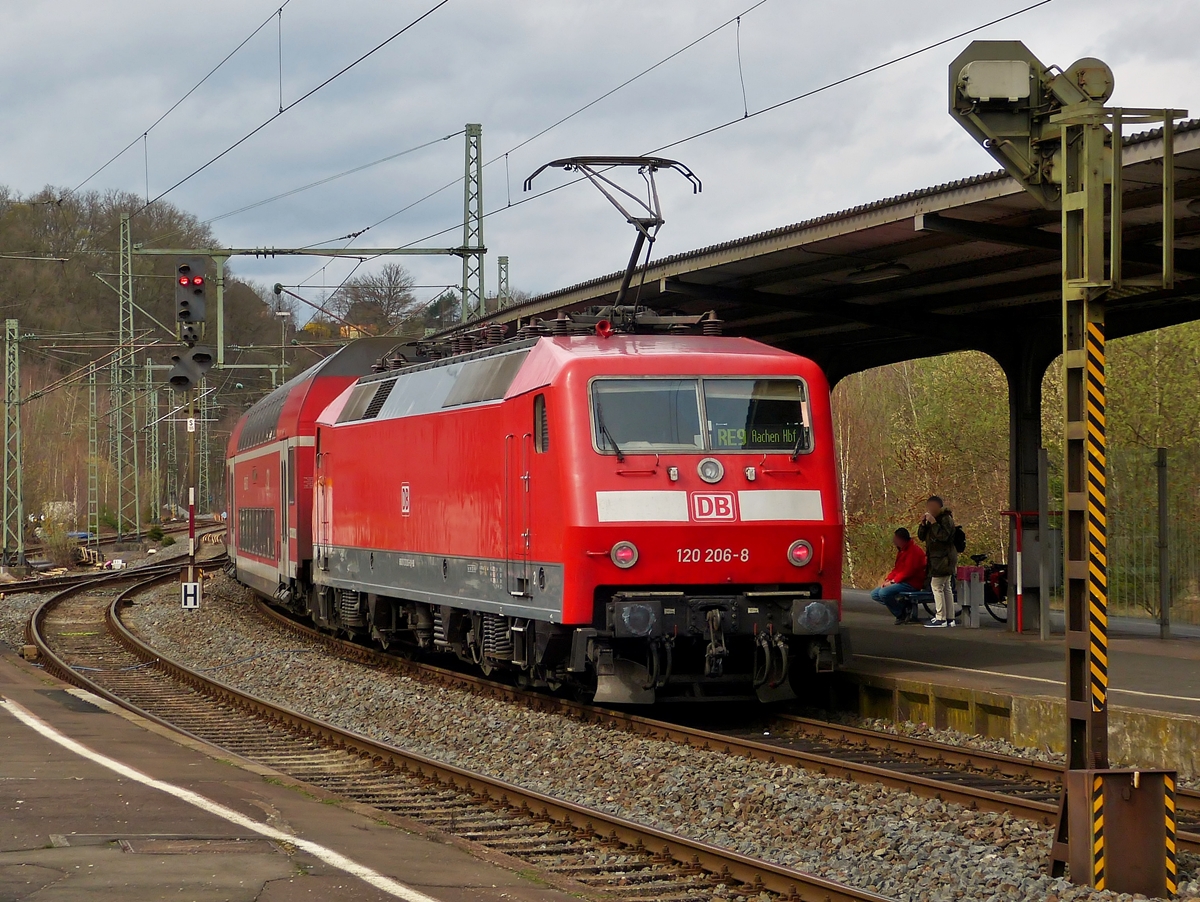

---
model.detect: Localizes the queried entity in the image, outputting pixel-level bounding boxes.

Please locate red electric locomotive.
[229,318,844,703]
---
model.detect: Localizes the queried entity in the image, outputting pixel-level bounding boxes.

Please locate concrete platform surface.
[841,589,1200,775]
[843,589,1200,716]
[0,652,580,902]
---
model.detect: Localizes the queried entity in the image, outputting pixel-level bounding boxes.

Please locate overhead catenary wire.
[494,0,769,163]
[132,0,453,217]
[350,0,1058,272]
[70,0,297,195]
[735,16,749,118]
[309,0,771,249]
[650,0,1056,154]
[144,130,464,247]
[54,0,1056,323]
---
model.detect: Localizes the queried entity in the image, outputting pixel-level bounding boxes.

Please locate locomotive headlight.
[697,457,724,484]
[611,541,639,568]
[787,539,814,567]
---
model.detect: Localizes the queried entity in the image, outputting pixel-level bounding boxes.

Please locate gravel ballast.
[0,589,53,650]
[0,540,193,651]
[122,574,1200,902]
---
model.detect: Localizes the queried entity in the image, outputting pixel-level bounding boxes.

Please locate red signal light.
[192,276,204,286]
[179,277,189,285]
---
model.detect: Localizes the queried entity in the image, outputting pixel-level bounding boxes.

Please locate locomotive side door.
[279,447,289,575]
[503,432,532,596]
[315,451,330,571]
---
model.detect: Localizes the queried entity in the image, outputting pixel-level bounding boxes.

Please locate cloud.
[2,0,1197,314]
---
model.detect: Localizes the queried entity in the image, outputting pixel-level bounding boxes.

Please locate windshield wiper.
[790,398,812,461]
[790,427,809,461]
[595,403,625,462]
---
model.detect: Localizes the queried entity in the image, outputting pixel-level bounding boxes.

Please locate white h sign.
[181,581,201,610]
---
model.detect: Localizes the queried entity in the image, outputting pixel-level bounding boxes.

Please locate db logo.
[691,492,736,521]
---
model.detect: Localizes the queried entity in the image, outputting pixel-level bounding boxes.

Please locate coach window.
[534,394,549,453]
[287,448,295,505]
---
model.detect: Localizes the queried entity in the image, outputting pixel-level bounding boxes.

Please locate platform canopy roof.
[472,121,1200,382]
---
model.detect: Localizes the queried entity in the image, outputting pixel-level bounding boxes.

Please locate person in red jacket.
[870,527,927,624]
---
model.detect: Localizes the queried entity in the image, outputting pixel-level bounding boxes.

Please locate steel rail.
[250,601,1053,820]
[769,714,1200,835]
[8,524,222,595]
[250,597,1200,851]
[28,576,895,902]
[773,714,1065,783]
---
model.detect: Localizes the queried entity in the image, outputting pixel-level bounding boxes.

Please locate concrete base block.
[839,671,1200,778]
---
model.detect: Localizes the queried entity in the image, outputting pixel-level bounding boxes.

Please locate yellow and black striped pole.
[1085,321,1108,715]
[1166,775,1179,896]
[1061,115,1110,773]
[1091,774,1106,889]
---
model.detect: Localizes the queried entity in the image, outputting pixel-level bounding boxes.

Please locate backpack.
[953,525,967,554]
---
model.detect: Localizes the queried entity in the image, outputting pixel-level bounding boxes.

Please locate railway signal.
[175,257,208,344]
[167,345,213,392]
[950,40,1184,895]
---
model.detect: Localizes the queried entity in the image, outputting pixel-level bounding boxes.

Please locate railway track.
[26,574,892,902]
[768,713,1200,842]
[5,523,222,595]
[249,597,1200,853]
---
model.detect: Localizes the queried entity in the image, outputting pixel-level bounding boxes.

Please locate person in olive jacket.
[918,495,957,627]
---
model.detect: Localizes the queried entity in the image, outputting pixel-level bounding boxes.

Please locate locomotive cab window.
[591,379,703,453]
[534,394,549,453]
[704,379,812,453]
[590,377,812,454]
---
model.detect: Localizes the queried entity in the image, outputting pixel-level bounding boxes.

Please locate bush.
[41,517,79,568]
[161,535,176,547]
[147,525,164,542]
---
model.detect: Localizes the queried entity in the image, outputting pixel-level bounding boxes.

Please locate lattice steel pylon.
[87,362,99,547]
[496,255,510,310]
[2,319,24,565]
[165,401,178,516]
[145,360,161,524]
[198,387,210,514]
[460,123,484,321]
[114,214,141,539]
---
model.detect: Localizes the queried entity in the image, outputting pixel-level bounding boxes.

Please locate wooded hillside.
[0,186,293,521]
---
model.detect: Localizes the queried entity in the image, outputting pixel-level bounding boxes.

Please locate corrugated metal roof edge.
[517,118,1200,308]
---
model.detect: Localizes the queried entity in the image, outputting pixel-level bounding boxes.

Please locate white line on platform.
[856,654,1200,705]
[856,654,1064,685]
[0,698,443,902]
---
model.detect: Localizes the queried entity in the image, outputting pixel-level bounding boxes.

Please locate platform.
[839,589,1200,777]
[0,651,580,902]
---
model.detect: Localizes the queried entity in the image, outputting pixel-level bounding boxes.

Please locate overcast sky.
[3,0,1198,317]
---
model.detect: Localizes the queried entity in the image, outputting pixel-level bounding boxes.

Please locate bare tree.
[328,263,417,333]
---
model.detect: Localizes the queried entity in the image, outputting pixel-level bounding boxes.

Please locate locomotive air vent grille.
[362,379,397,419]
